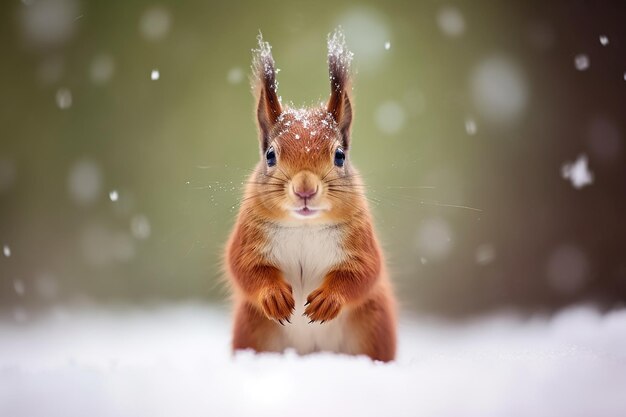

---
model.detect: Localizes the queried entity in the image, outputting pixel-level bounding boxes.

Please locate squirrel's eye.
[266,146,276,167]
[334,147,345,167]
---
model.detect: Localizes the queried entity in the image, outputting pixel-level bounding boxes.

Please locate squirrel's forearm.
[323,252,381,304]
[229,253,283,297]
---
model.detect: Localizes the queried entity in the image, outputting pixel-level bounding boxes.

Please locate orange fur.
[225,30,397,362]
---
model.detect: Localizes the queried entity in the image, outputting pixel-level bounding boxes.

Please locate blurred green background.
[2,0,626,318]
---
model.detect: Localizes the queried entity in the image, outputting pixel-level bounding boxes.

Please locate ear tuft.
[326,28,354,148]
[252,32,282,151]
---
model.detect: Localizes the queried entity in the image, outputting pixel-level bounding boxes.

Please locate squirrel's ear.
[252,33,282,152]
[326,28,354,149]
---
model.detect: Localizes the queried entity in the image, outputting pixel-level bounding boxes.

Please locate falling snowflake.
[599,35,609,46]
[574,54,590,71]
[465,118,477,135]
[561,154,593,189]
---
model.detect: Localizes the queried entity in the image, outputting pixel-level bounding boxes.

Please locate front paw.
[258,281,295,325]
[304,287,344,324]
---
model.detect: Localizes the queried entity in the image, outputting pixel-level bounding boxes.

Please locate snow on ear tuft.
[252,32,282,151]
[326,27,354,148]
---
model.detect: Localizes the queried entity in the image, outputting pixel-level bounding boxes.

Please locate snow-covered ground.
[1,304,625,417]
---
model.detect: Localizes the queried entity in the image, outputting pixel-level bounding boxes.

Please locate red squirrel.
[225,29,397,362]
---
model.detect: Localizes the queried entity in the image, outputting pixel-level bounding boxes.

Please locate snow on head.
[327,27,354,76]
[252,32,278,92]
[561,154,593,189]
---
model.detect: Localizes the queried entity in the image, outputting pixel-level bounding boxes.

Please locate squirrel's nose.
[294,186,318,199]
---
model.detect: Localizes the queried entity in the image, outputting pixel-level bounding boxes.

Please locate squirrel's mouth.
[294,207,318,216]
[291,206,325,218]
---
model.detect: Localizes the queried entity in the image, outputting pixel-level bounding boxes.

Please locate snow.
[574,54,590,71]
[227,67,244,84]
[90,54,115,84]
[1,304,625,417]
[475,243,496,265]
[252,33,277,91]
[335,9,388,72]
[108,190,119,202]
[470,56,528,126]
[561,154,593,189]
[130,215,151,240]
[599,35,609,46]
[415,217,453,262]
[384,41,391,50]
[13,279,25,296]
[55,87,72,109]
[375,101,406,135]
[67,158,102,206]
[19,0,78,47]
[0,157,17,193]
[465,117,477,135]
[150,69,160,81]
[437,6,466,37]
[3,244,10,257]
[139,6,171,41]
[327,27,354,72]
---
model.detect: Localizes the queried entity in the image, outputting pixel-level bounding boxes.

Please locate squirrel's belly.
[280,267,359,355]
[263,225,358,354]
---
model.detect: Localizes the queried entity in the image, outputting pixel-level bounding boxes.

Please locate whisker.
[385,185,436,190]
[246,181,287,187]
[326,189,381,205]
[418,201,483,212]
[326,193,365,211]
[238,189,284,204]
[276,166,292,181]
[320,167,335,182]
[324,174,360,184]
[326,183,368,188]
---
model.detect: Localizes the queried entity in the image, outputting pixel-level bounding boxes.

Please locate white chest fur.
[263,224,357,355]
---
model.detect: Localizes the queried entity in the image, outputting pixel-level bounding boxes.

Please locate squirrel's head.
[246,29,364,225]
